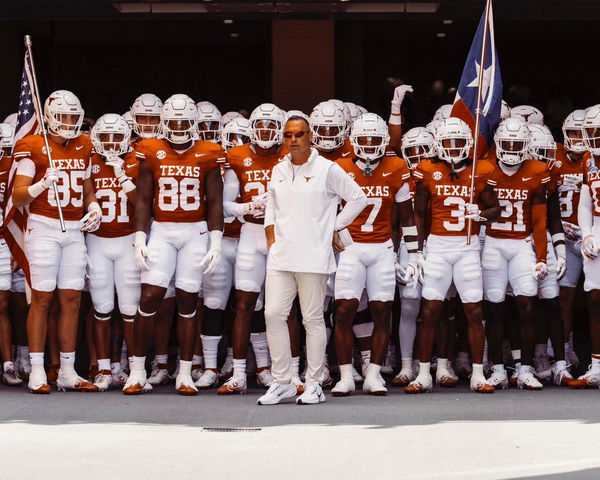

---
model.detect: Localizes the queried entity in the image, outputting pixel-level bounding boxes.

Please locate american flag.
[3,49,41,285]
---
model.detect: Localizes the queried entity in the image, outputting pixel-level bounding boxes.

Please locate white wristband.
[133,231,146,247]
[552,232,565,245]
[28,181,47,199]
[388,113,402,126]
[120,178,136,193]
[209,230,223,252]
[555,243,566,259]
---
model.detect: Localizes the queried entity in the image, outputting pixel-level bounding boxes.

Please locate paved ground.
[1,381,600,479]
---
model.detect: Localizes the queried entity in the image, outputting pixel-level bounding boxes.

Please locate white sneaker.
[56,370,99,392]
[331,377,355,396]
[363,372,387,395]
[191,367,204,383]
[509,363,521,387]
[321,363,333,389]
[570,365,600,388]
[487,365,508,389]
[291,375,304,395]
[93,371,112,391]
[123,370,153,395]
[517,365,543,390]
[256,369,274,388]
[194,369,219,389]
[175,373,198,395]
[296,381,326,405]
[405,373,433,394]
[436,366,458,388]
[111,368,129,387]
[392,367,414,387]
[257,381,297,405]
[219,354,233,379]
[2,365,23,386]
[470,374,495,393]
[552,362,574,387]
[28,369,50,394]
[351,365,363,383]
[148,365,170,386]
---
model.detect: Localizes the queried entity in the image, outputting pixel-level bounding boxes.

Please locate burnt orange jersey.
[337,156,411,243]
[486,159,550,240]
[224,216,242,238]
[549,143,588,224]
[13,134,92,222]
[226,143,287,224]
[135,138,224,223]
[319,139,354,162]
[90,153,139,238]
[583,155,600,218]
[413,159,495,237]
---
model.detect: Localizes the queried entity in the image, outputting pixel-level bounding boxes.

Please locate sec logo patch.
[92,164,100,174]
[41,145,52,155]
[243,157,253,167]
[156,150,167,160]
[433,171,442,181]
[554,161,562,169]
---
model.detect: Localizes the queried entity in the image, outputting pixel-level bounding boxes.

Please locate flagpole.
[24,35,66,233]
[466,0,492,245]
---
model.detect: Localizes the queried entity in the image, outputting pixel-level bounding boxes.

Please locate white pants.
[235,222,267,293]
[422,235,482,303]
[142,221,208,293]
[0,240,12,291]
[583,220,600,292]
[482,236,537,302]
[265,270,328,384]
[335,240,396,302]
[203,237,238,310]
[560,237,583,288]
[86,233,141,317]
[25,218,87,292]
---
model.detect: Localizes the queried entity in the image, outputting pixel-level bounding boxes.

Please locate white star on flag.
[466,61,492,101]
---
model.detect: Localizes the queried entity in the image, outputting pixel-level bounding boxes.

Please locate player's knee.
[94,301,114,316]
[539,285,559,300]
[461,289,483,304]
[484,289,505,304]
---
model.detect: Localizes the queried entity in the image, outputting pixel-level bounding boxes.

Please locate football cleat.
[56,370,100,392]
[509,364,521,387]
[470,375,495,393]
[111,368,129,387]
[292,375,304,395]
[93,370,112,392]
[217,375,247,395]
[363,373,387,395]
[553,363,574,387]
[517,366,543,390]
[219,354,233,379]
[296,381,326,405]
[487,365,509,389]
[257,381,297,405]
[568,366,600,389]
[392,367,414,387]
[122,370,153,395]
[28,370,51,394]
[405,374,433,394]
[331,377,355,396]
[436,366,459,388]
[175,373,198,396]
[2,365,23,386]
[194,369,219,389]
[256,368,274,388]
[147,365,171,386]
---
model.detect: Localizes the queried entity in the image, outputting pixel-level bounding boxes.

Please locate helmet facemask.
[133,114,161,139]
[162,118,197,144]
[251,119,283,149]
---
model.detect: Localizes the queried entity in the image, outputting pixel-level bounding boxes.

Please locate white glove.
[556,256,567,281]
[391,85,414,110]
[532,262,549,280]
[395,252,422,288]
[105,155,125,179]
[465,203,486,222]
[199,230,223,275]
[582,234,599,259]
[133,231,152,271]
[559,174,581,192]
[562,221,581,242]
[80,202,102,233]
[251,191,269,209]
[41,167,59,189]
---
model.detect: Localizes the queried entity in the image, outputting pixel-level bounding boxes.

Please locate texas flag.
[451,1,502,158]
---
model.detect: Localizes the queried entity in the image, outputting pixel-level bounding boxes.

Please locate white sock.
[201,335,221,370]
[400,357,413,372]
[511,349,522,363]
[233,358,246,378]
[367,363,381,377]
[418,362,431,378]
[250,332,270,369]
[591,354,600,370]
[437,358,449,370]
[472,363,484,377]
[178,360,192,376]
[97,358,110,371]
[59,352,76,374]
[339,364,353,382]
[155,354,168,365]
[291,356,300,377]
[192,354,203,367]
[130,356,146,373]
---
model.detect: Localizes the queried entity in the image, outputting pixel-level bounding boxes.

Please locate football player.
[408,117,500,393]
[12,90,102,393]
[309,101,353,161]
[332,113,417,396]
[196,101,222,143]
[130,93,163,141]
[124,94,224,395]
[510,105,544,126]
[87,114,140,390]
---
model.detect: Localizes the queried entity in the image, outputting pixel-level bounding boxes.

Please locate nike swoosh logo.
[383,172,393,177]
[0,171,7,175]
[342,152,351,157]
[522,177,531,181]
[75,146,84,150]
[199,231,207,235]
[195,153,205,157]
[126,164,136,168]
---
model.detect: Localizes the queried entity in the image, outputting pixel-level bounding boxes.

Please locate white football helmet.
[433,104,452,123]
[401,127,435,168]
[583,104,600,155]
[196,101,222,143]
[328,99,352,125]
[285,110,309,122]
[494,118,530,166]
[0,123,15,159]
[249,103,285,149]
[91,113,132,157]
[528,124,556,164]
[222,111,243,126]
[122,111,134,128]
[349,113,390,169]
[435,117,473,164]
[510,105,544,125]
[355,105,367,116]
[344,102,361,125]
[221,117,251,150]
[130,93,162,139]
[501,100,511,121]
[43,90,84,139]
[310,101,347,152]
[161,94,197,144]
[562,109,587,153]
[3,113,18,128]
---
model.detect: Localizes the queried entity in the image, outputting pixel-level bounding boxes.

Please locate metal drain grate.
[202,427,262,433]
